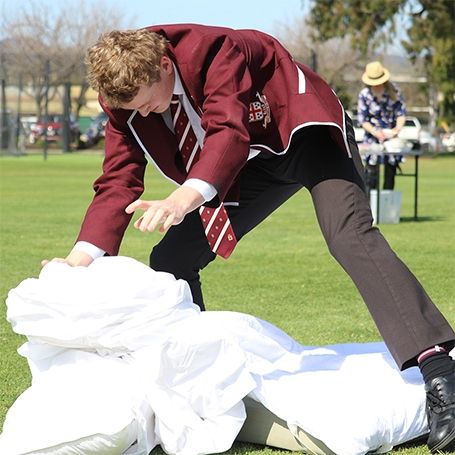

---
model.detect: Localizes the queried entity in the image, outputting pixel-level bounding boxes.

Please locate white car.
[442,132,455,152]
[350,114,423,146]
[419,129,439,152]
[398,116,421,145]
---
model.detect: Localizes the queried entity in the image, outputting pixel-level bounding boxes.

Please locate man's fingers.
[41,258,65,267]
[147,209,167,232]
[136,208,158,232]
[134,215,144,230]
[128,199,181,233]
[160,213,176,232]
[133,209,176,233]
[41,252,93,268]
[125,199,147,214]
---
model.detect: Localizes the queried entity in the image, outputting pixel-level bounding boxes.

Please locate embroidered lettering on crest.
[248,92,271,129]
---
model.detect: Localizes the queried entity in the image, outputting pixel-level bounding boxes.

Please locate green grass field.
[0,152,454,454]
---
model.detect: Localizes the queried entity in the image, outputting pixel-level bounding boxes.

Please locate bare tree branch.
[2,0,128,117]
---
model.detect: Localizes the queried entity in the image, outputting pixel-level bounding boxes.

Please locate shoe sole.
[430,426,455,453]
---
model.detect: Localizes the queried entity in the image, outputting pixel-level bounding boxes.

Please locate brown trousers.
[150,116,455,370]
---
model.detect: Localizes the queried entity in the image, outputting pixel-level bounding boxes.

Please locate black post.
[0,78,6,149]
[0,52,7,150]
[16,74,23,149]
[43,60,50,160]
[62,82,71,152]
[414,155,419,221]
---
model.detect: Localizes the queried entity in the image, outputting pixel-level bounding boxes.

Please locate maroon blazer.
[77,24,349,256]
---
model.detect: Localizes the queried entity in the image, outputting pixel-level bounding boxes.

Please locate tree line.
[1,0,125,119]
[1,0,453,125]
[301,0,455,124]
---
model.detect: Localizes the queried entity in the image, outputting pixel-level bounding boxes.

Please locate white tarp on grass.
[1,256,431,455]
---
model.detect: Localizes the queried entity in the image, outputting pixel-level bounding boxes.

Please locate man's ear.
[160,56,173,75]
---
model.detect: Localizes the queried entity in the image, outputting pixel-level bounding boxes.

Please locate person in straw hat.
[357,61,407,192]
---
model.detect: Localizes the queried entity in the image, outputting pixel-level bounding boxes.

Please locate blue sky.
[1,0,408,55]
[129,0,306,33]
[2,0,307,37]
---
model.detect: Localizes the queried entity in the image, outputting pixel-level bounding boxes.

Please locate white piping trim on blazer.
[250,120,351,158]
[127,110,180,187]
[296,66,306,94]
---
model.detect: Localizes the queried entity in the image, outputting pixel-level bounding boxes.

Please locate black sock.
[419,352,455,383]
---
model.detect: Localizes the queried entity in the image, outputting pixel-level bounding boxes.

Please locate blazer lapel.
[128,111,186,185]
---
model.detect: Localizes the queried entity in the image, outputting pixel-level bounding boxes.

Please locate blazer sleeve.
[184,35,253,201]
[76,102,147,256]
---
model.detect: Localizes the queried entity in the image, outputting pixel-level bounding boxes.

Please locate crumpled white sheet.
[1,256,432,455]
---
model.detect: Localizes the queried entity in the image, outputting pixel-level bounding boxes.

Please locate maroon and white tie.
[170,95,237,259]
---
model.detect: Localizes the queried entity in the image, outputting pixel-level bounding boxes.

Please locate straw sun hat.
[362,61,390,86]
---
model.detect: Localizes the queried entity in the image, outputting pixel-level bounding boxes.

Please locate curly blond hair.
[85,28,169,108]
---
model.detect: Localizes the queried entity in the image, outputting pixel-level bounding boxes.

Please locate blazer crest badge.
[248,92,271,128]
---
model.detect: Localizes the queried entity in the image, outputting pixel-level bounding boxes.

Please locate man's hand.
[373,129,387,143]
[126,186,205,233]
[41,250,94,268]
[362,122,386,143]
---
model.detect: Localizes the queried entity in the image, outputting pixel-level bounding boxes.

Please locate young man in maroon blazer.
[42,25,454,452]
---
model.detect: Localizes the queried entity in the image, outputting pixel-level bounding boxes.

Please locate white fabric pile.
[1,256,432,455]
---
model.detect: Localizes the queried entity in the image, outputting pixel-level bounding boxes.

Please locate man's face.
[121,56,175,116]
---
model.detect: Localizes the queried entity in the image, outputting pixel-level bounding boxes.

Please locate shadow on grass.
[395,433,429,452]
[150,437,431,454]
[150,441,290,455]
[399,215,445,223]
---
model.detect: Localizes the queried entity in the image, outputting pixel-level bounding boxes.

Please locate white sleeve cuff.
[72,241,106,260]
[183,178,217,202]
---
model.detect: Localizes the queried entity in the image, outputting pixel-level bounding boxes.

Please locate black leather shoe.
[425,371,455,453]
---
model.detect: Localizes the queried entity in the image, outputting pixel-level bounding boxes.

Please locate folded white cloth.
[1,256,433,455]
[6,256,199,354]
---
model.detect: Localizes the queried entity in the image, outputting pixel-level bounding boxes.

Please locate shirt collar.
[172,63,184,96]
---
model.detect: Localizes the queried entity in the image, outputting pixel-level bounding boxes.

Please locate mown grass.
[0,151,454,454]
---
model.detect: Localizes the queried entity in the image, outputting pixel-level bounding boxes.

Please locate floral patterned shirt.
[357,83,407,145]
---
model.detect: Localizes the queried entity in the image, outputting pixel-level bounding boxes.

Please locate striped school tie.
[170,94,237,259]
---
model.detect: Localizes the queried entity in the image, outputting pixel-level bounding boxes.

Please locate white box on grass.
[370,190,402,224]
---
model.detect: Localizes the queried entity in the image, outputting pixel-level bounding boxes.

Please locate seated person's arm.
[391,115,406,137]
